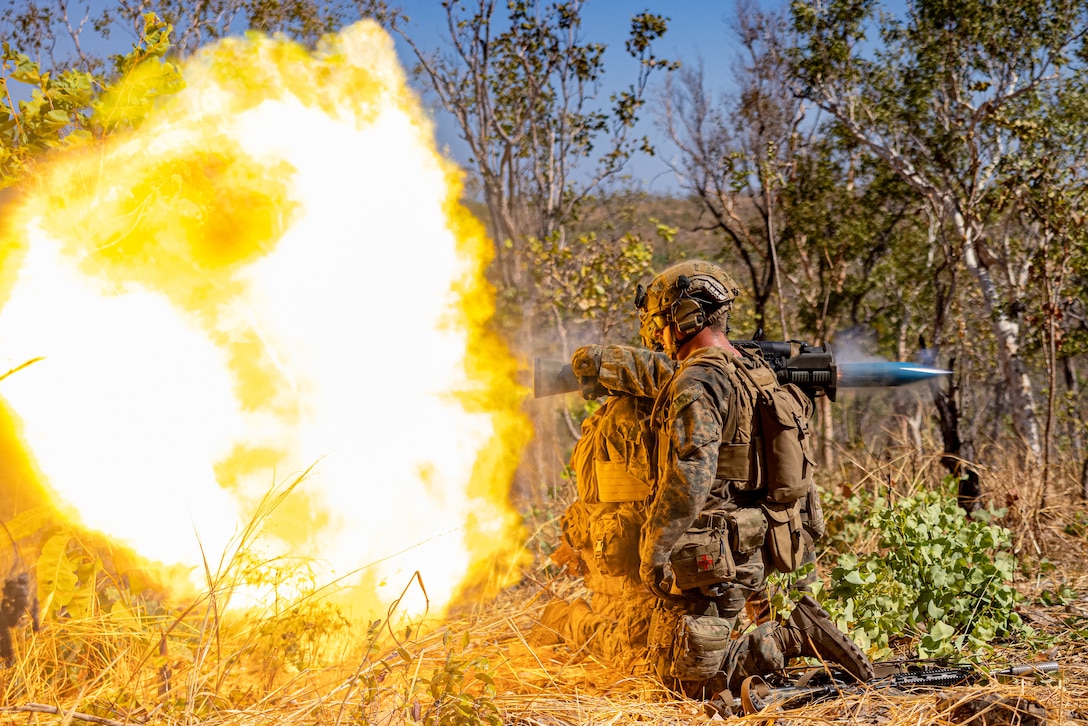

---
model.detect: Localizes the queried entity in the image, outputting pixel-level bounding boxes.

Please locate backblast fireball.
[0,20,531,621]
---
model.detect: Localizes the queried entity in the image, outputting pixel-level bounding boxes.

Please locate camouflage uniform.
[558,345,766,693]
[641,346,767,612]
[584,346,824,602]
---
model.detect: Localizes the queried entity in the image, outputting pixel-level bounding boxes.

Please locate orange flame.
[0,21,532,620]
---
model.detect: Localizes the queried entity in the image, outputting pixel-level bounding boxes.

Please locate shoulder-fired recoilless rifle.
[533,340,950,401]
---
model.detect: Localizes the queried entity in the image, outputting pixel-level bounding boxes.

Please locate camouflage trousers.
[533,579,657,672]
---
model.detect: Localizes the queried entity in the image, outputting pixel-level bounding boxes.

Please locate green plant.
[409,630,501,726]
[0,13,181,186]
[1063,511,1088,538]
[819,483,1031,660]
[1037,583,1077,607]
[817,485,879,558]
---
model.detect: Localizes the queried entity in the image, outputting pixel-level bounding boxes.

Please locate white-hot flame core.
[0,21,525,618]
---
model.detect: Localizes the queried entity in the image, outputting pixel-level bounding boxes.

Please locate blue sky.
[390,2,750,194]
[13,1,771,194]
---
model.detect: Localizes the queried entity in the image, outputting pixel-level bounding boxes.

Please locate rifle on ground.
[534,340,950,401]
[735,660,1060,715]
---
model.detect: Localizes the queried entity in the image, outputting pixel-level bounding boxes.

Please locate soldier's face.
[656,322,680,359]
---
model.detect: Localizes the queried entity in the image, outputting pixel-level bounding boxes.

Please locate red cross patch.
[697,554,715,572]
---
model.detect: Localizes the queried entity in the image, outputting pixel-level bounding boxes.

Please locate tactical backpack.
[565,395,655,581]
[733,356,817,572]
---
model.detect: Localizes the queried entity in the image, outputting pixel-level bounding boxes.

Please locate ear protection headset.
[672,297,707,335]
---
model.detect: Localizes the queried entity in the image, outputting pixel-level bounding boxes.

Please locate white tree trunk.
[953,208,1042,459]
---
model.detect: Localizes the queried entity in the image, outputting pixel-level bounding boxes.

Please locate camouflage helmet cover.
[635,261,740,345]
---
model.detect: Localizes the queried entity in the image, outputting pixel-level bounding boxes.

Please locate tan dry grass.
[2,559,1087,725]
[5,448,1088,724]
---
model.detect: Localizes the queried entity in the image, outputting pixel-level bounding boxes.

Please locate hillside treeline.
[3,0,1087,523]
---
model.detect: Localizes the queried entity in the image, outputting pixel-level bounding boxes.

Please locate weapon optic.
[534,340,951,401]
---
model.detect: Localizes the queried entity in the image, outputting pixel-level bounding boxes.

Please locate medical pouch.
[669,524,735,590]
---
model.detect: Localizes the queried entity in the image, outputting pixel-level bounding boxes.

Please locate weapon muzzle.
[533,359,581,398]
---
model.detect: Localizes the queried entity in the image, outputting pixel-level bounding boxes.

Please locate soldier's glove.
[571,345,608,399]
[640,560,676,600]
[549,542,588,577]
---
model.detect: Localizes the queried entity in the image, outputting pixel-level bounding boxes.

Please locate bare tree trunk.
[930,358,982,514]
[816,395,834,469]
[1065,357,1083,462]
[1081,457,1088,502]
[954,211,1042,460]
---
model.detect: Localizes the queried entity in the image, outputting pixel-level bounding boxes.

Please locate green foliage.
[408,629,501,726]
[0,13,183,187]
[819,483,1030,660]
[0,43,95,182]
[527,225,654,335]
[94,14,184,136]
[816,485,877,558]
[36,528,102,620]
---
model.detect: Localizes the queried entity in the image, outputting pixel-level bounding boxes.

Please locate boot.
[719,621,785,691]
[527,600,569,646]
[781,594,874,682]
[527,598,593,647]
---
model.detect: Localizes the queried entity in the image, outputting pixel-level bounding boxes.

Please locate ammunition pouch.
[588,506,641,578]
[648,606,733,682]
[728,507,768,555]
[762,499,805,573]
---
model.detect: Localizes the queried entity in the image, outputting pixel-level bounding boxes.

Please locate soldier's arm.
[595,345,675,397]
[638,378,722,569]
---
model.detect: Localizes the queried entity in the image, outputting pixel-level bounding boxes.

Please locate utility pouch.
[589,507,641,578]
[727,507,768,555]
[669,613,734,681]
[647,604,681,682]
[801,480,826,541]
[669,517,735,590]
[762,499,805,573]
[559,499,591,552]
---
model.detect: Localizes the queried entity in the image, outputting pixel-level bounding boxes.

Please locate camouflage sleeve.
[639,375,723,568]
[597,345,675,397]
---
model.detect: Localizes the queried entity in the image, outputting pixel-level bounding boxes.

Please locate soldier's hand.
[640,561,676,600]
[571,346,609,399]
[549,542,587,577]
[571,345,603,378]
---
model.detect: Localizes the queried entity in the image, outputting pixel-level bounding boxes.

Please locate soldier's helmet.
[635,260,739,348]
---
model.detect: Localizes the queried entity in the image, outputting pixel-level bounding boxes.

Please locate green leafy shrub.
[817,485,1030,660]
[407,630,501,726]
